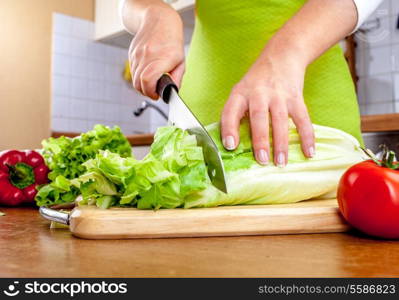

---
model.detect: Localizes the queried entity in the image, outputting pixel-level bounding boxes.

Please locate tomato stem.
[361,145,398,170]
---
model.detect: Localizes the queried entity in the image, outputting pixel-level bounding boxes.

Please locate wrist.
[142,5,183,40]
[143,5,182,27]
[260,36,310,71]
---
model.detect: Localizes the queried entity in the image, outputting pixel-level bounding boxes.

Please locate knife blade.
[156,74,228,193]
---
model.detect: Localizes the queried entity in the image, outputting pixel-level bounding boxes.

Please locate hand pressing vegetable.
[0,150,49,206]
[337,146,399,239]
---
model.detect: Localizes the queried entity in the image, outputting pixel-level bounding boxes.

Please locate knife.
[156,74,228,193]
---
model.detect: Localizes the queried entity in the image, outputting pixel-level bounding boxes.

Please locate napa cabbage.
[74,119,363,209]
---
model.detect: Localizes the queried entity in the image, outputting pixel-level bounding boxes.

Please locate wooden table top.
[0,207,398,278]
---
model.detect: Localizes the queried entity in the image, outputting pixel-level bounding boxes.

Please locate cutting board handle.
[39,206,70,225]
[156,73,178,104]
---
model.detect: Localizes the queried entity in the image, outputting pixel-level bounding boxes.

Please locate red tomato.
[337,160,399,239]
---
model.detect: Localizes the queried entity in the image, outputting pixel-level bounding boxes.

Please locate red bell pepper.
[0,150,49,206]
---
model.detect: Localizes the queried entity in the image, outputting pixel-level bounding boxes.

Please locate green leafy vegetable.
[42,125,132,180]
[73,119,363,209]
[35,175,78,206]
[35,125,132,206]
[185,120,364,208]
[75,126,209,209]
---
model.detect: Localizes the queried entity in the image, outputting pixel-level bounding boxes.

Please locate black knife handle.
[156,74,178,104]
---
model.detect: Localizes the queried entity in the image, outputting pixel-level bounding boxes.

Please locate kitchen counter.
[361,113,399,132]
[1,207,398,277]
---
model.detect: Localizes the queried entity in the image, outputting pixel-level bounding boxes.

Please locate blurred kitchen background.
[0,0,398,154]
[355,0,399,115]
[50,1,194,136]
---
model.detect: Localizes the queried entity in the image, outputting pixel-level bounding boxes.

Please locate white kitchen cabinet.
[95,0,124,42]
[166,0,194,12]
[95,0,194,48]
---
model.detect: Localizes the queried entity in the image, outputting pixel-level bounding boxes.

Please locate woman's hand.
[220,0,359,167]
[128,6,185,99]
[221,47,315,167]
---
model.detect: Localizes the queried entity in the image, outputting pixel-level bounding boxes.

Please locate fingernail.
[256,149,269,165]
[223,136,235,150]
[308,146,315,158]
[277,152,286,168]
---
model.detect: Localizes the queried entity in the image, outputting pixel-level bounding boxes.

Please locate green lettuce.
[74,119,363,209]
[35,125,132,207]
[75,126,209,209]
[34,175,78,206]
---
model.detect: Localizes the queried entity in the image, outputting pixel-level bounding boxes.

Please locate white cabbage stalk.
[185,122,364,208]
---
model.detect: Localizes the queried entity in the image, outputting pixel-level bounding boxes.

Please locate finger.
[131,44,156,95]
[170,61,186,88]
[270,102,289,167]
[130,50,144,94]
[128,39,136,61]
[129,59,140,92]
[140,57,183,99]
[220,90,248,151]
[129,42,142,93]
[128,38,136,64]
[249,94,270,165]
[290,100,315,158]
[132,61,145,95]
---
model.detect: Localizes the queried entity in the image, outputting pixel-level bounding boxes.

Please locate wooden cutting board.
[68,199,350,239]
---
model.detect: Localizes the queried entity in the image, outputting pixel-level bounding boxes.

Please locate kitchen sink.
[362,131,399,156]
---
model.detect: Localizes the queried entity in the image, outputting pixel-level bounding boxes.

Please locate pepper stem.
[6,163,35,189]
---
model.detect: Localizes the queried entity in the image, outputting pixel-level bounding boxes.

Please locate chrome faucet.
[133,100,168,120]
